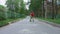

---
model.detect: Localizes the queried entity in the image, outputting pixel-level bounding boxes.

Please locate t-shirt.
[30,12,34,17]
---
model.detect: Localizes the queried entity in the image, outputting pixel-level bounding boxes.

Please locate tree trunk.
[51,0,54,19]
[55,0,58,18]
[42,0,45,18]
[44,0,48,19]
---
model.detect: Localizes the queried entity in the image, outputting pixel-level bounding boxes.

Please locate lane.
[0,16,60,34]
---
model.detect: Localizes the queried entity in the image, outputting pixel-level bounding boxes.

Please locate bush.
[0,5,7,20]
[56,14,60,18]
[7,11,22,18]
[0,11,7,20]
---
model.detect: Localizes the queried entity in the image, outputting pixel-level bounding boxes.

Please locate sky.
[0,0,7,6]
[24,0,30,10]
[24,0,29,3]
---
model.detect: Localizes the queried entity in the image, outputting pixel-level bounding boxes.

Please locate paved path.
[0,16,60,34]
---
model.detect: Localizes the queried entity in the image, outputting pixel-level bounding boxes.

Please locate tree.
[29,0,43,17]
[20,0,26,14]
[44,0,48,19]
[6,0,26,18]
[6,0,20,12]
[54,0,58,18]
[0,5,7,20]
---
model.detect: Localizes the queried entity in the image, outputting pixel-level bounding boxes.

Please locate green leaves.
[0,5,7,20]
[29,0,43,17]
[6,0,27,18]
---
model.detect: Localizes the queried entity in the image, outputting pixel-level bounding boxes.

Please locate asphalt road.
[0,16,60,34]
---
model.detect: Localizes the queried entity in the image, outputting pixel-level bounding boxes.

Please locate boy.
[30,11,34,22]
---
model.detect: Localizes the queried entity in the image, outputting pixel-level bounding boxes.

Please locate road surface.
[0,16,60,34]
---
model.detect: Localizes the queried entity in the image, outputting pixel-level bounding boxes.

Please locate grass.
[38,18,60,24]
[0,17,25,27]
[0,19,14,27]
[51,19,60,24]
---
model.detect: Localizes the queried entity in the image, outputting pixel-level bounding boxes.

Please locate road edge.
[37,18,60,28]
[0,18,24,28]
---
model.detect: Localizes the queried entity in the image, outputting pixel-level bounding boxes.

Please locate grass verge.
[0,19,14,27]
[38,18,60,24]
[0,17,24,27]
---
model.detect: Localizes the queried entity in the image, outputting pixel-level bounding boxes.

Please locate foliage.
[6,0,26,18]
[0,5,7,20]
[0,0,27,27]
[29,0,43,17]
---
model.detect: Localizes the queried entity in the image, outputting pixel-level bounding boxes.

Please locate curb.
[38,19,60,28]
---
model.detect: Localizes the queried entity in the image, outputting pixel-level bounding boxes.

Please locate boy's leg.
[30,16,32,22]
[32,17,34,22]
